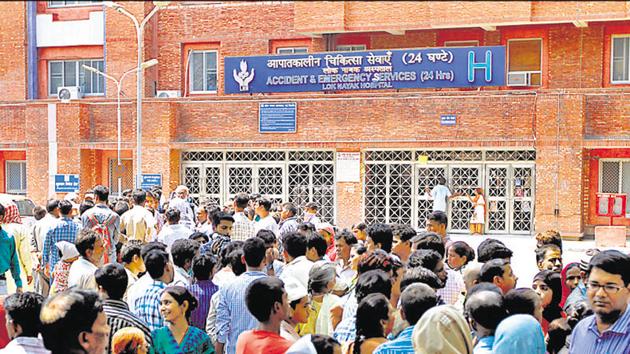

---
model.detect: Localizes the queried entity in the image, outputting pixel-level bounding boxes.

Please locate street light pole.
[104,1,169,188]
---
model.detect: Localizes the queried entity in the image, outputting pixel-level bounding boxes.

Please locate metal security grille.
[599,160,630,214]
[5,161,26,195]
[182,150,335,223]
[109,159,134,196]
[365,150,535,234]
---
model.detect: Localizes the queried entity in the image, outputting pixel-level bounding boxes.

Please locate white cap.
[284,276,308,303]
[56,240,79,261]
[286,335,317,354]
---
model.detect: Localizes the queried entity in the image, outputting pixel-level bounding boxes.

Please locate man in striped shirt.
[132,249,174,331]
[569,250,630,354]
[95,263,152,352]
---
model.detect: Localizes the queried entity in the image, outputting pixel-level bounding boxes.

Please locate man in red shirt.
[236,277,293,354]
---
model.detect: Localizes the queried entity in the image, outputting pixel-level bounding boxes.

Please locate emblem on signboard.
[233,60,255,92]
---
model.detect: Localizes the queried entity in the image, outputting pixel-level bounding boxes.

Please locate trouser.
[0,278,7,296]
[34,270,50,297]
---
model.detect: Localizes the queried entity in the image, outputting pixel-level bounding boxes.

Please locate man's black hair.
[113,201,129,216]
[427,210,448,226]
[219,241,244,268]
[245,277,285,322]
[304,202,319,210]
[93,185,109,202]
[140,242,167,261]
[144,249,170,279]
[243,237,266,268]
[75,229,100,258]
[408,249,442,273]
[120,242,142,264]
[79,200,94,216]
[400,283,437,324]
[504,288,540,317]
[59,200,73,216]
[355,269,392,301]
[165,208,180,223]
[257,198,272,212]
[228,249,246,276]
[400,266,444,291]
[212,211,234,227]
[467,283,503,297]
[334,229,358,245]
[4,291,45,337]
[586,250,630,286]
[398,225,417,242]
[282,232,307,259]
[477,239,513,263]
[132,189,147,205]
[46,199,60,213]
[282,202,298,217]
[311,334,340,354]
[479,259,510,284]
[535,244,562,264]
[307,233,327,258]
[192,254,218,281]
[413,232,445,257]
[233,193,250,209]
[465,290,507,331]
[367,223,393,253]
[256,229,277,248]
[189,232,209,243]
[171,239,199,268]
[357,249,393,275]
[94,263,128,300]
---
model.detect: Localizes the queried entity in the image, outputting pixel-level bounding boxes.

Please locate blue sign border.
[54,174,80,193]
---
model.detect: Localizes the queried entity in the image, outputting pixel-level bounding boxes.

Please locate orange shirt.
[236,330,293,354]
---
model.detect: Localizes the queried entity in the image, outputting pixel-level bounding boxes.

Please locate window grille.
[599,160,630,214]
[6,161,26,195]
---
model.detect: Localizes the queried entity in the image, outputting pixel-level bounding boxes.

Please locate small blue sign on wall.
[259,102,297,133]
[140,174,162,191]
[54,174,80,193]
[440,114,457,126]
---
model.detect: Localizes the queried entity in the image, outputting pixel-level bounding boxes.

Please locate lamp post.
[82,59,158,194]
[103,1,169,188]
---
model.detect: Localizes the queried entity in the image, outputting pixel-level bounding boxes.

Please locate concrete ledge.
[595,226,627,248]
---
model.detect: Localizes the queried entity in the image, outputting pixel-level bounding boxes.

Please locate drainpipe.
[26,1,38,99]
[554,91,563,223]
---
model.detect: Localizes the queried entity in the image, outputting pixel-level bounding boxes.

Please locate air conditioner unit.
[507,72,530,86]
[156,90,181,98]
[57,86,83,102]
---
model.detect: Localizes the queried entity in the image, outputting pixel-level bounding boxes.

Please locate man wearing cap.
[169,185,196,230]
[316,223,337,262]
[281,276,310,342]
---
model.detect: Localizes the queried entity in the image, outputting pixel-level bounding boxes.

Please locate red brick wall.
[0,2,27,101]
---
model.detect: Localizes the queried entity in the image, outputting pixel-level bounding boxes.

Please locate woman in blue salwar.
[151,286,214,354]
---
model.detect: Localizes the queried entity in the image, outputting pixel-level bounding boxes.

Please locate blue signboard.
[225,46,505,94]
[259,102,297,133]
[54,174,80,193]
[140,174,162,190]
[440,114,457,126]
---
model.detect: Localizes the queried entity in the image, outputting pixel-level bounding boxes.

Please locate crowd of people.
[0,183,628,354]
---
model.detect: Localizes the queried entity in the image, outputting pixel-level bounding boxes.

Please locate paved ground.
[449,234,630,289]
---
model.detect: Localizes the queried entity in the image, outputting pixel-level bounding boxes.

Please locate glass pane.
[95,60,104,93]
[612,38,629,82]
[622,162,630,213]
[64,61,77,86]
[293,48,308,54]
[49,62,63,95]
[206,70,217,91]
[601,161,620,193]
[190,52,204,92]
[277,48,294,54]
[205,52,217,70]
[508,39,542,72]
[79,60,91,93]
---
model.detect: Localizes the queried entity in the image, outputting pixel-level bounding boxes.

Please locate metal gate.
[365,150,536,234]
[181,150,335,223]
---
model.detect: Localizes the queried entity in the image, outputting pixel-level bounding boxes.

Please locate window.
[444,40,479,47]
[48,59,104,96]
[276,47,308,55]
[507,39,542,86]
[6,161,26,195]
[599,160,630,214]
[336,45,366,52]
[611,36,630,83]
[189,51,218,93]
[48,0,101,7]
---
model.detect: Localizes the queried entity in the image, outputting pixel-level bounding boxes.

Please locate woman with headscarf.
[299,263,340,336]
[559,262,580,308]
[412,305,473,354]
[492,314,546,354]
[532,270,565,335]
[0,201,32,291]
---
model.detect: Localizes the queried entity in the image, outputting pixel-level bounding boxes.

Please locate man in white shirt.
[120,189,157,243]
[168,185,196,230]
[68,229,104,290]
[156,208,193,251]
[31,200,61,296]
[254,198,279,237]
[425,177,459,212]
[279,232,313,290]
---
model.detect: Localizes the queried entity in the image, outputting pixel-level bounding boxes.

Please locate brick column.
[535,93,585,239]
[25,104,49,204]
[335,150,363,229]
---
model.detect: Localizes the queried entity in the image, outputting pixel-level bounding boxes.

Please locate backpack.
[87,213,116,264]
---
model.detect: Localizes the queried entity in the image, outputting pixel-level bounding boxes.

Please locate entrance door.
[227,164,285,206]
[448,165,482,232]
[415,166,447,229]
[511,165,534,233]
[486,165,509,233]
